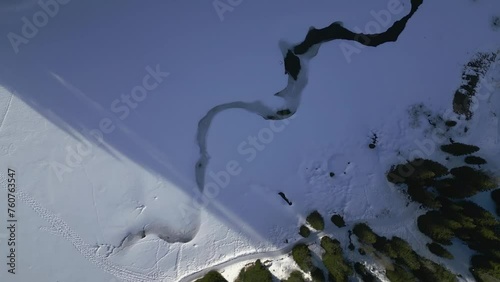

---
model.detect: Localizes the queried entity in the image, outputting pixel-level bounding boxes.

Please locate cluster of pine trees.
[195,271,227,282]
[417,198,500,281]
[320,236,352,281]
[197,141,500,282]
[196,260,274,282]
[387,142,500,281]
[353,223,457,281]
[387,143,496,202]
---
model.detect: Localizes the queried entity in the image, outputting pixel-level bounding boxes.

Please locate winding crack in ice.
[193,0,424,235]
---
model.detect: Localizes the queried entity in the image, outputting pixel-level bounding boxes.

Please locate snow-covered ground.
[0,0,499,281]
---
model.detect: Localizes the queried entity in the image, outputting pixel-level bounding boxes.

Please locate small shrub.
[470,255,500,282]
[373,236,398,258]
[299,225,311,238]
[196,270,227,282]
[407,184,441,209]
[385,264,418,282]
[320,236,342,255]
[427,242,454,259]
[414,258,457,282]
[331,214,346,228]
[306,211,325,231]
[434,178,477,199]
[390,237,421,270]
[451,166,497,191]
[292,244,313,272]
[417,212,454,245]
[311,267,325,282]
[321,236,352,282]
[353,223,378,245]
[440,143,479,156]
[323,253,351,282]
[387,159,448,185]
[464,156,487,165]
[235,260,272,282]
[434,167,497,198]
[283,270,305,282]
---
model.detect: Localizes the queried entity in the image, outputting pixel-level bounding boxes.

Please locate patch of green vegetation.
[434,166,497,199]
[299,225,311,238]
[450,166,496,190]
[373,237,420,270]
[386,264,418,282]
[385,155,494,205]
[383,127,500,281]
[464,156,487,165]
[320,236,352,282]
[320,236,343,254]
[353,223,378,245]
[417,198,500,281]
[470,255,500,282]
[427,242,454,259]
[413,258,457,282]
[310,267,325,282]
[353,223,458,281]
[386,158,457,208]
[196,270,227,282]
[387,158,448,185]
[440,143,480,156]
[417,211,455,245]
[282,270,305,282]
[235,260,272,282]
[292,244,313,272]
[407,183,441,209]
[306,211,325,231]
[331,214,346,228]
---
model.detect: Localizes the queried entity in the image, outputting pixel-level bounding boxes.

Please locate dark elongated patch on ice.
[162,0,424,244]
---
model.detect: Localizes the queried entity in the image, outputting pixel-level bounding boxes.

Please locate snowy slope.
[0,0,499,281]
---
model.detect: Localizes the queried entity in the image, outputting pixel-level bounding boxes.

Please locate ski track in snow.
[0,93,13,132]
[17,188,166,282]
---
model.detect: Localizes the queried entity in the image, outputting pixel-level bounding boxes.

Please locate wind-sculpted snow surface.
[192,0,424,238]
